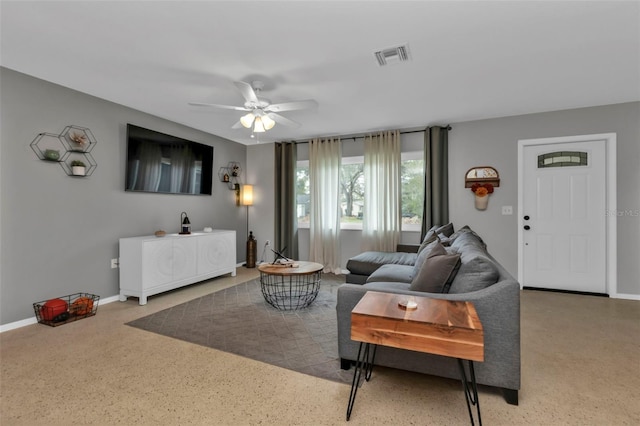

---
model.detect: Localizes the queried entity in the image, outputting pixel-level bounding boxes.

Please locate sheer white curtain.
[362,130,401,251]
[309,137,342,274]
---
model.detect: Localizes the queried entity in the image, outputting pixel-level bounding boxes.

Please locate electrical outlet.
[502,206,513,215]
[111,258,119,269]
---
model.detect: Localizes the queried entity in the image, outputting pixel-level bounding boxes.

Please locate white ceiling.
[2,1,638,145]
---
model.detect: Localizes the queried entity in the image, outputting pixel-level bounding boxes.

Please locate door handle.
[524,225,531,230]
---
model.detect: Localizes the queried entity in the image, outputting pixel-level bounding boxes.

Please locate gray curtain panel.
[421,126,450,240]
[274,142,299,260]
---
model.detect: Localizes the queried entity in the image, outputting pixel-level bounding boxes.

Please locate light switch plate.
[502,206,513,215]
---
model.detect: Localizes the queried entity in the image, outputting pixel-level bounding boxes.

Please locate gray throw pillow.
[411,236,441,279]
[410,242,462,293]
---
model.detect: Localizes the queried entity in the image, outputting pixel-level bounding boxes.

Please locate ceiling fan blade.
[266,99,318,113]
[268,113,300,128]
[234,81,259,104]
[188,102,250,112]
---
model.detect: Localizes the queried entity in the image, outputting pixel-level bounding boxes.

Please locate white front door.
[521,139,607,293]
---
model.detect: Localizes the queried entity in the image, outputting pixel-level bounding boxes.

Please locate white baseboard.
[0,294,121,333]
[612,292,640,301]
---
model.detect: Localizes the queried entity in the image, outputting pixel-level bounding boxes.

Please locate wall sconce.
[465,167,499,211]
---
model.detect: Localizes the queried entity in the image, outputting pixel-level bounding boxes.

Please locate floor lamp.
[240,184,256,267]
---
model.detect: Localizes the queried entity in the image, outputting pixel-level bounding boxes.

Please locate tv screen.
[125,124,213,195]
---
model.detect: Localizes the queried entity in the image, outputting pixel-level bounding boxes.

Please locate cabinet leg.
[119,294,128,302]
[139,296,147,305]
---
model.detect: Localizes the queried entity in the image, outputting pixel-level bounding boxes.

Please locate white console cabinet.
[119,230,236,305]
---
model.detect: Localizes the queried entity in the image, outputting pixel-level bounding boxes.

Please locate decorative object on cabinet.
[218,161,242,190]
[31,126,98,177]
[119,230,237,305]
[154,230,166,237]
[180,212,192,235]
[33,293,100,327]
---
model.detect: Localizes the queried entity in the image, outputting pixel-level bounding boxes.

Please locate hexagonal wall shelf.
[60,125,97,153]
[31,126,98,177]
[30,132,66,162]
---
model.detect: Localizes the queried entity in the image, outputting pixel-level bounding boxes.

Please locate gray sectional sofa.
[338,225,521,405]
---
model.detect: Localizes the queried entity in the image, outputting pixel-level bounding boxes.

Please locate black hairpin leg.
[458,359,482,426]
[346,343,377,421]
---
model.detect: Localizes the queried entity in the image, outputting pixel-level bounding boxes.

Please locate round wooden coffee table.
[258,261,323,310]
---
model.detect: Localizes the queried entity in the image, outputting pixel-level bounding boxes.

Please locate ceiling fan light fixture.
[262,114,276,130]
[253,116,266,133]
[240,112,255,128]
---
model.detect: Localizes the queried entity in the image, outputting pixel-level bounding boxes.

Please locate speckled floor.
[1,268,639,425]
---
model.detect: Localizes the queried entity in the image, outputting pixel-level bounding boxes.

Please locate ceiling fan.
[189,81,318,133]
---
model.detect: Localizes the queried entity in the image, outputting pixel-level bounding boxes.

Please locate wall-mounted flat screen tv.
[125,124,213,195]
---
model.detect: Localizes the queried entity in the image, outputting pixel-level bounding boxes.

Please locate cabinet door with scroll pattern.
[197,232,235,275]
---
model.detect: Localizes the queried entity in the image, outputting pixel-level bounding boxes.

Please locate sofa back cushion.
[410,241,461,293]
[448,231,499,293]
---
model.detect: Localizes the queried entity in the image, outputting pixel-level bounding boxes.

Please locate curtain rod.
[290,125,451,145]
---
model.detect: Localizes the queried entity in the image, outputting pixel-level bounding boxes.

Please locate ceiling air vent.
[374,44,410,66]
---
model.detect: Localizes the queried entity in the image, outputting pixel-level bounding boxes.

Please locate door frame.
[517,133,617,295]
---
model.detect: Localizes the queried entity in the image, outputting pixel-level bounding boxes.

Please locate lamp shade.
[253,116,265,133]
[240,113,255,128]
[240,184,254,206]
[261,114,275,130]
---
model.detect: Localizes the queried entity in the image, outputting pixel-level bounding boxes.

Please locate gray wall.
[1,68,247,325]
[248,102,639,297]
[448,102,639,296]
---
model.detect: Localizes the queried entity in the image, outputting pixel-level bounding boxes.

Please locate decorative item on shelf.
[154,230,166,237]
[70,160,86,176]
[43,149,61,161]
[60,125,97,153]
[471,183,494,210]
[69,131,88,151]
[180,212,192,235]
[218,161,243,190]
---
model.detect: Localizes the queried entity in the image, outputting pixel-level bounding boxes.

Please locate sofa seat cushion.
[367,264,414,283]
[346,251,417,276]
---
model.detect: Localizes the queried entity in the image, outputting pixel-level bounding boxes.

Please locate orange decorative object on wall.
[40,298,68,321]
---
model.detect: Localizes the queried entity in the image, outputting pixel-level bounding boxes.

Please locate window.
[296,152,423,231]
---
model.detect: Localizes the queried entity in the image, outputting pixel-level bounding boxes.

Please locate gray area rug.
[127,274,353,384]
